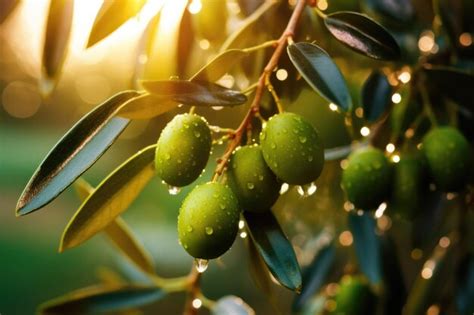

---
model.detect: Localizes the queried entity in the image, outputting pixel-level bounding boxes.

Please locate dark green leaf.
[362,70,392,122]
[324,11,401,60]
[246,237,273,296]
[141,80,247,107]
[39,285,164,315]
[60,145,156,251]
[41,0,74,96]
[363,0,414,25]
[116,94,178,120]
[16,91,139,216]
[87,0,147,48]
[211,296,255,315]
[423,65,474,110]
[287,42,352,111]
[0,0,19,24]
[348,212,382,285]
[293,242,335,312]
[192,49,250,82]
[244,211,302,291]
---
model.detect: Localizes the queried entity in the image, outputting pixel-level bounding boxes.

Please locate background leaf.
[362,0,414,25]
[192,49,250,82]
[362,70,392,122]
[348,212,382,285]
[60,145,156,251]
[41,0,74,95]
[456,254,474,315]
[87,0,147,48]
[211,296,255,315]
[287,42,352,111]
[293,242,335,312]
[39,285,164,315]
[116,94,178,120]
[0,0,19,24]
[324,11,401,60]
[244,211,302,291]
[16,91,138,216]
[141,80,247,107]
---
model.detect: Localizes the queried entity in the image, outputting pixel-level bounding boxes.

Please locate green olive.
[178,182,240,259]
[422,126,471,192]
[227,145,280,212]
[341,147,391,210]
[390,153,427,220]
[330,276,376,315]
[155,114,211,187]
[259,112,324,185]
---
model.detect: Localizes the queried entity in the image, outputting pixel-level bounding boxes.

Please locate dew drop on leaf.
[168,185,181,195]
[280,183,290,195]
[195,259,209,273]
[205,226,214,235]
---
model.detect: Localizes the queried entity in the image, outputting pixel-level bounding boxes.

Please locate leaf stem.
[211,0,308,182]
[265,75,284,113]
[242,39,279,53]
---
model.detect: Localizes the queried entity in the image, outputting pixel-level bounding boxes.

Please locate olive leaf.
[60,145,156,252]
[362,70,392,122]
[41,0,74,96]
[287,42,352,111]
[38,285,164,315]
[246,237,273,296]
[87,0,147,48]
[220,0,278,52]
[192,49,250,82]
[141,80,247,107]
[348,212,382,285]
[456,254,474,315]
[211,296,255,315]
[16,91,139,216]
[0,0,19,24]
[73,179,155,275]
[244,211,302,291]
[117,94,178,120]
[363,0,414,25]
[293,242,335,312]
[324,11,401,60]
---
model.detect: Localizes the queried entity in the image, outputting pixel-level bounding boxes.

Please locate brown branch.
[183,268,202,315]
[211,0,308,182]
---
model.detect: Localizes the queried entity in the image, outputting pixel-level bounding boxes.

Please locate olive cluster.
[341,126,471,216]
[154,112,325,259]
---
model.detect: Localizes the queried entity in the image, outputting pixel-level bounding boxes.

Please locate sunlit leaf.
[39,285,164,315]
[176,9,194,77]
[117,94,178,120]
[244,211,302,291]
[211,296,255,315]
[293,242,335,312]
[60,145,156,251]
[348,212,382,285]
[192,49,250,82]
[16,91,139,216]
[87,0,147,48]
[220,0,278,52]
[362,70,392,122]
[141,80,247,107]
[287,42,352,111]
[324,11,401,60]
[0,0,19,24]
[41,0,74,95]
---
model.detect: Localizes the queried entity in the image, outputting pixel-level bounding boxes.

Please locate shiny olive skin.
[227,145,280,212]
[155,114,211,187]
[341,147,391,210]
[422,126,471,192]
[178,182,240,259]
[259,112,324,185]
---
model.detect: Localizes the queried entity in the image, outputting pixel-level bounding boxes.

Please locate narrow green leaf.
[192,49,250,82]
[117,94,178,120]
[60,145,156,251]
[0,0,19,24]
[220,0,277,52]
[348,212,382,285]
[293,242,335,312]
[246,237,273,296]
[39,285,164,315]
[324,11,401,60]
[363,0,414,25]
[244,211,302,291]
[41,0,74,96]
[16,91,139,216]
[362,70,392,122]
[141,80,247,107]
[287,42,352,111]
[211,296,255,315]
[87,0,147,48]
